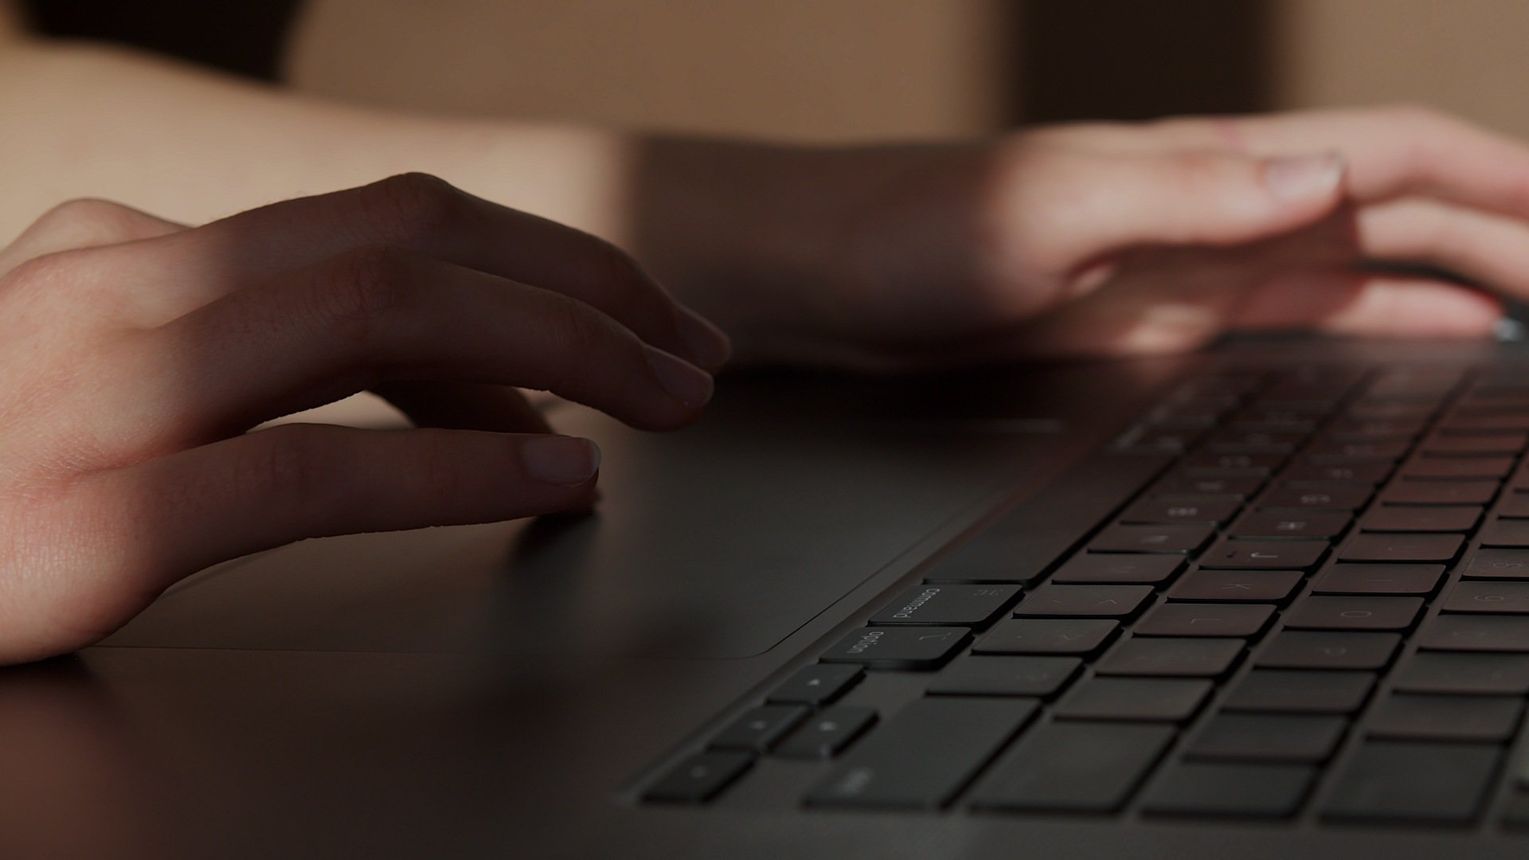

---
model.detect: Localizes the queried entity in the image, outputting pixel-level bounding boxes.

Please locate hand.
[722,106,1526,366]
[0,173,729,663]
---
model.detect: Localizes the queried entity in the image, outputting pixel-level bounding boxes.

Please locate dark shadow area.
[1013,0,1273,124]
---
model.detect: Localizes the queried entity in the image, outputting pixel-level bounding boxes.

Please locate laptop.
[5,334,1529,858]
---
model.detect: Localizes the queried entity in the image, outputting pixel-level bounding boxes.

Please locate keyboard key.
[1050,554,1183,585]
[974,618,1117,655]
[926,656,1081,698]
[1186,713,1347,763]
[1120,495,1242,526]
[1283,596,1423,631]
[1380,480,1497,506]
[710,704,809,752]
[1422,432,1526,455]
[1140,762,1315,818]
[1305,440,1409,462]
[1336,533,1462,562]
[820,627,969,670]
[1464,548,1529,579]
[1152,474,1264,497]
[1481,520,1529,547]
[1224,670,1374,713]
[1402,456,1514,480]
[767,664,863,706]
[1260,483,1371,510]
[1280,462,1392,484]
[1444,581,1529,614]
[1367,694,1523,743]
[1321,741,1502,824]
[1310,563,1444,595]
[643,751,753,804]
[869,584,1020,627]
[1013,584,1152,619]
[775,706,878,760]
[1184,452,1285,474]
[1392,652,1529,694]
[1090,524,1213,554]
[1497,493,1529,518]
[1419,615,1529,652]
[1255,631,1400,670]
[1054,677,1211,723]
[970,722,1175,813]
[1135,603,1275,638]
[1167,569,1302,603]
[1095,637,1243,678]
[1228,509,1350,540]
[804,698,1035,810]
[1360,505,1481,533]
[1200,539,1327,570]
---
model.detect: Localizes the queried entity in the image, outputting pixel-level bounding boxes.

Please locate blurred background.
[25,0,1529,141]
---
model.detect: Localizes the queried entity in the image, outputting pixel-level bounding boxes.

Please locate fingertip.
[677,309,733,372]
[1324,279,1504,337]
[521,435,602,486]
[1263,152,1346,205]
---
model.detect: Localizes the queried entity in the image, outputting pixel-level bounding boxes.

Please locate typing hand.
[0,174,728,663]
[747,106,1525,366]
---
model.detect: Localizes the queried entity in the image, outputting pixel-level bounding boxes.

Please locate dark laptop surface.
[5,337,1529,858]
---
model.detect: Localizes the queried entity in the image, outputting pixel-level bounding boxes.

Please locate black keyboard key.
[1200,539,1327,570]
[1054,677,1211,722]
[1402,456,1513,480]
[1283,596,1423,631]
[1367,694,1523,743]
[1140,762,1314,818]
[974,618,1117,655]
[1281,462,1392,484]
[1306,440,1409,462]
[1135,603,1275,638]
[869,584,1020,627]
[1090,524,1213,554]
[1050,554,1184,585]
[1310,563,1444,595]
[1498,493,1529,518]
[1152,474,1264,497]
[1360,505,1481,533]
[1321,741,1502,824]
[1380,479,1498,505]
[1014,584,1152,619]
[1224,670,1374,713]
[1392,652,1529,694]
[1481,520,1529,548]
[1229,509,1350,540]
[1464,548,1529,579]
[775,706,878,760]
[1186,713,1347,763]
[1120,495,1242,525]
[1096,637,1242,678]
[970,722,1175,813]
[1419,615,1529,652]
[1260,483,1371,510]
[1444,581,1529,614]
[1184,452,1285,474]
[643,750,753,804]
[1168,569,1302,603]
[1256,631,1400,670]
[767,664,863,706]
[820,627,969,670]
[1337,533,1462,563]
[1422,432,1527,455]
[710,704,809,752]
[927,656,1081,698]
[804,698,1035,810]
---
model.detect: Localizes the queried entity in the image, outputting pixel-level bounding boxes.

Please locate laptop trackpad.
[105,402,1066,659]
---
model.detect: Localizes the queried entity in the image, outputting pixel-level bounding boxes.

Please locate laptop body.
[3,335,1528,858]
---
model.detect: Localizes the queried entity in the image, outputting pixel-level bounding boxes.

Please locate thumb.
[1051,150,1346,267]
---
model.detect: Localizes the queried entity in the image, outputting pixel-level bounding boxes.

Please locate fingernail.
[1263,152,1345,202]
[646,347,714,407]
[522,436,601,485]
[678,310,733,371]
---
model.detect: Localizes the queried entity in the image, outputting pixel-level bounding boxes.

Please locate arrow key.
[1201,539,1328,570]
[1168,569,1303,603]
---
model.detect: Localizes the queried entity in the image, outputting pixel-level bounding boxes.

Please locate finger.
[121,249,711,448]
[1232,269,1503,336]
[1353,197,1529,296]
[95,174,731,370]
[1016,149,1345,275]
[373,381,553,434]
[96,424,601,594]
[0,199,184,276]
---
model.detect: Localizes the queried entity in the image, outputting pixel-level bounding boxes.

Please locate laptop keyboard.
[640,363,1529,828]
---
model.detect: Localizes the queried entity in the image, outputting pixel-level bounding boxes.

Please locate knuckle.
[357,172,465,241]
[238,427,329,514]
[27,198,145,248]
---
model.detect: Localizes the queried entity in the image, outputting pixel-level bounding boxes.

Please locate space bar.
[923,452,1173,584]
[804,698,1036,809]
